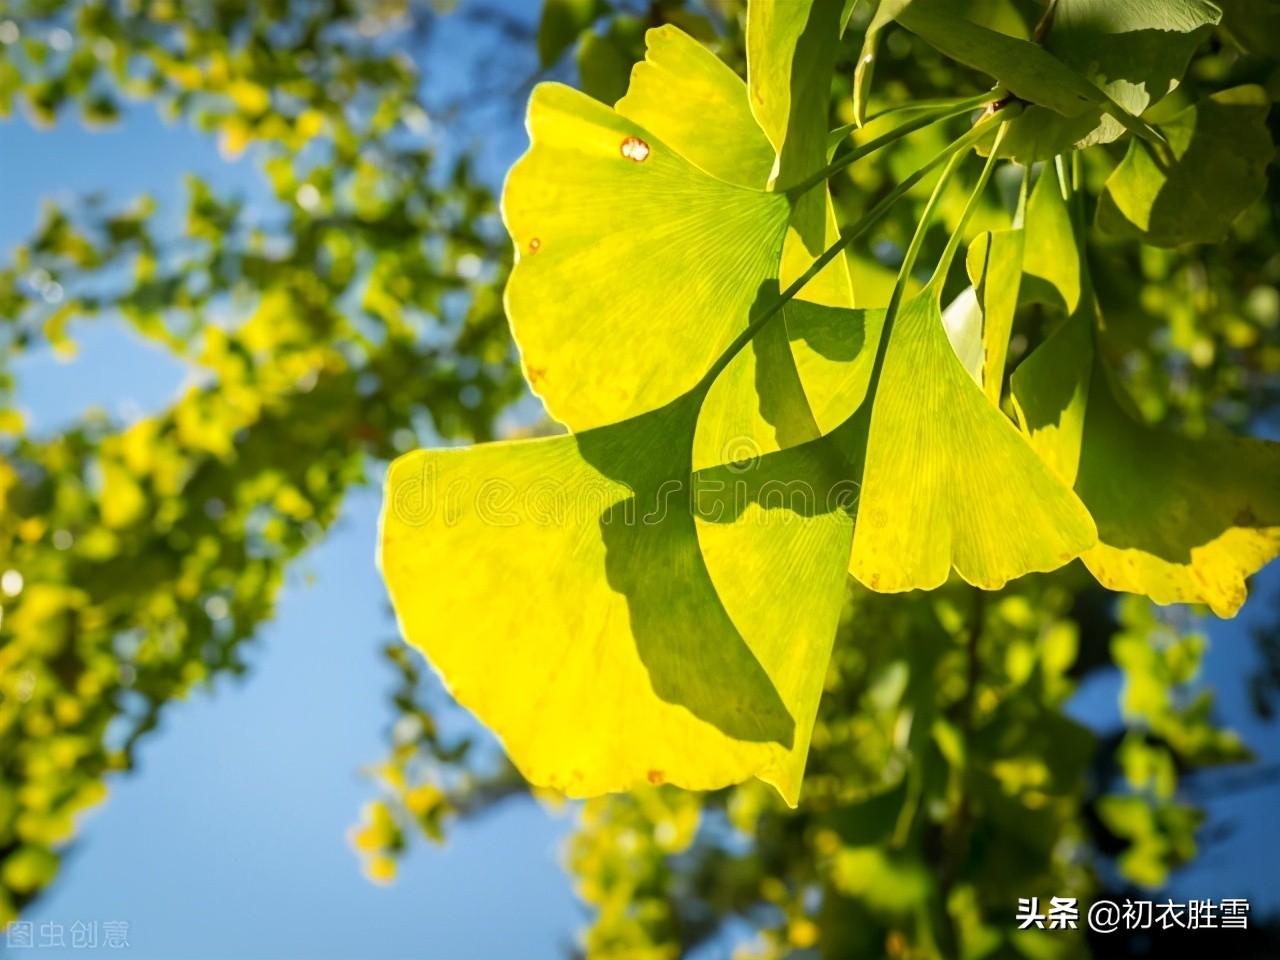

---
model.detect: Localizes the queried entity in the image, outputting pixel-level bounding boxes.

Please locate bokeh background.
[2,1,1279,957]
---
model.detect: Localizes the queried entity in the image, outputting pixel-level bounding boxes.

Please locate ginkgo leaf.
[1009,309,1096,497]
[1041,0,1221,147]
[615,24,775,188]
[849,284,1098,592]
[503,79,790,430]
[380,379,853,804]
[786,301,887,432]
[891,0,1103,117]
[989,0,1220,160]
[746,0,856,190]
[1097,86,1273,247]
[966,226,1025,403]
[1013,311,1280,617]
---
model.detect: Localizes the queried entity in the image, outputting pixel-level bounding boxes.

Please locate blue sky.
[2,4,1278,957]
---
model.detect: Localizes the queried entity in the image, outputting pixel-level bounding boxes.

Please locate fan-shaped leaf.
[616,25,775,187]
[693,3,859,467]
[380,376,853,803]
[503,80,790,430]
[1042,0,1221,147]
[849,285,1098,592]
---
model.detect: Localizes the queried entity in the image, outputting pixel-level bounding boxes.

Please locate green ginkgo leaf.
[1013,311,1280,617]
[503,77,790,430]
[849,283,1098,592]
[1010,308,1095,496]
[1097,86,1273,247]
[380,375,854,804]
[891,0,1103,117]
[1040,0,1221,147]
[747,0,857,190]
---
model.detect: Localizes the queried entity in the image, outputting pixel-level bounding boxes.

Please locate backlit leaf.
[1042,0,1221,147]
[849,284,1097,592]
[616,25,775,187]
[1020,165,1080,314]
[694,3,858,467]
[991,0,1220,159]
[380,380,853,804]
[503,80,790,430]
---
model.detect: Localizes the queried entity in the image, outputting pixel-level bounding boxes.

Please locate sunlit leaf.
[1097,86,1273,247]
[941,285,984,385]
[853,0,915,127]
[990,0,1220,159]
[616,25,774,187]
[1042,0,1221,146]
[850,285,1098,592]
[380,381,853,804]
[503,80,790,431]
[1020,164,1081,314]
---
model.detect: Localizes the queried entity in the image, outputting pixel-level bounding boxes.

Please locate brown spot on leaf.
[527,237,541,254]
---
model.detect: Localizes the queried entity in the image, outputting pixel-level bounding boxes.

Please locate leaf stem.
[786,90,1000,201]
[859,119,1010,414]
[929,122,1010,288]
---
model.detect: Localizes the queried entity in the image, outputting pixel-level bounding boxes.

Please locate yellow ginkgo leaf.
[615,25,775,188]
[380,382,853,805]
[503,79,790,431]
[1013,311,1280,617]
[850,286,1098,592]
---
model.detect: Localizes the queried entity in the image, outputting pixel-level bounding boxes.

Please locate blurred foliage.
[3,1,1280,958]
[0,0,521,921]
